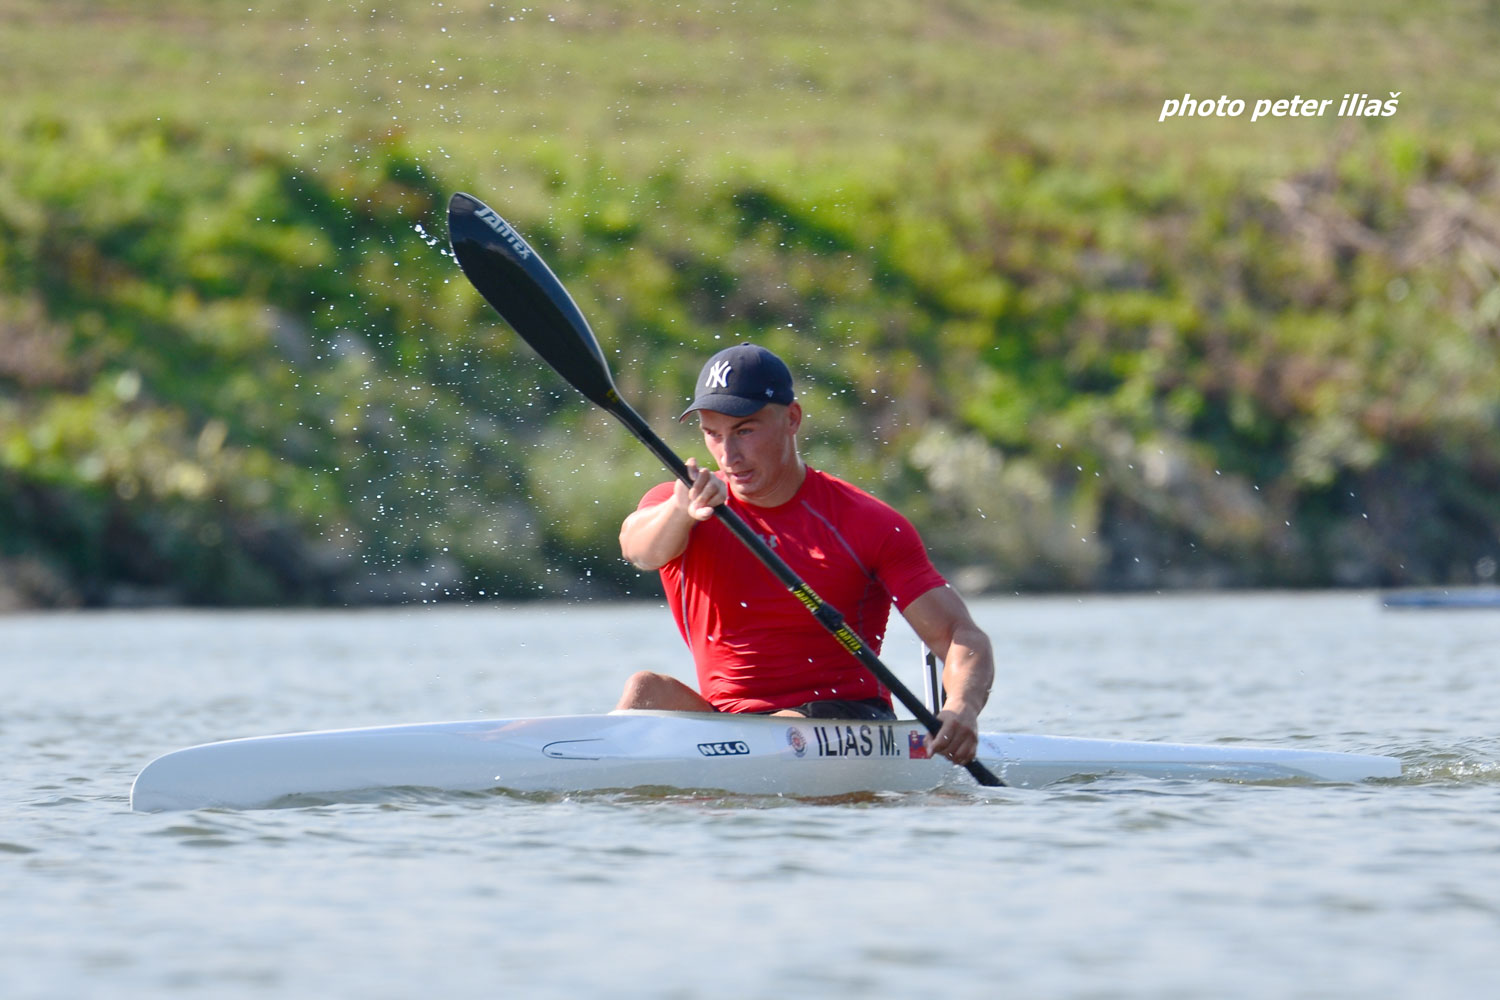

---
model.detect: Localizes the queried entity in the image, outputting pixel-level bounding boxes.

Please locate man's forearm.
[941,624,993,716]
[924,608,993,764]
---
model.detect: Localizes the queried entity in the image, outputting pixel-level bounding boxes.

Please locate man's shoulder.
[804,467,901,517]
[638,479,678,509]
[803,468,939,593]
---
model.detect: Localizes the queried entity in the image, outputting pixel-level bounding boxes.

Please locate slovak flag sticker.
[908,731,930,759]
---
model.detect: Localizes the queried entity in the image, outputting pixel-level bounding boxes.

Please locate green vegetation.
[2,0,1498,606]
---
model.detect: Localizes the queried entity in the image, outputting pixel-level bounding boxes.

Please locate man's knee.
[617,671,672,707]
[616,671,708,711]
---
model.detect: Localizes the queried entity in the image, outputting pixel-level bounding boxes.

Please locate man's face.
[697,402,803,503]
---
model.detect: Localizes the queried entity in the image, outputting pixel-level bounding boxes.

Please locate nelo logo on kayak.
[698,740,751,757]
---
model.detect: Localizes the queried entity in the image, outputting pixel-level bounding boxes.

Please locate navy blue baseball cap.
[679,343,795,420]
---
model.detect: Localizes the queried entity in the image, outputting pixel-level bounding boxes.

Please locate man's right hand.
[677,458,727,521]
[621,459,726,570]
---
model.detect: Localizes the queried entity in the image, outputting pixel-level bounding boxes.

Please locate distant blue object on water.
[1381,587,1500,609]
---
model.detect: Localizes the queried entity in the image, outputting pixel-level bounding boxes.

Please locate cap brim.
[678,393,771,421]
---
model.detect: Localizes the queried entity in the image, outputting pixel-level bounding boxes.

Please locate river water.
[4,592,1497,998]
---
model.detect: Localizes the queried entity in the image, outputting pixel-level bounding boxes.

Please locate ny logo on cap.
[706,360,732,389]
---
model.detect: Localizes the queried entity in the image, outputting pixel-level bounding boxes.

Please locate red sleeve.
[637,481,676,511]
[875,509,949,611]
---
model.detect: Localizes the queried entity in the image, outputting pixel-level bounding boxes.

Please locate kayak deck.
[130,711,1402,812]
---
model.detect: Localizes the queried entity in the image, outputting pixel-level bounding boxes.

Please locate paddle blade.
[448,192,619,408]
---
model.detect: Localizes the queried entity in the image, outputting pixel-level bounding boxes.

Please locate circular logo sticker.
[786,727,807,758]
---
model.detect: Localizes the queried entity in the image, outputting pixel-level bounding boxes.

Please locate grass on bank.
[2,0,1498,605]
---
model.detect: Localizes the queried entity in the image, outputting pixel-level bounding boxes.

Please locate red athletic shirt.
[638,467,948,713]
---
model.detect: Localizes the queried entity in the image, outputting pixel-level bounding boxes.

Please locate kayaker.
[617,342,994,765]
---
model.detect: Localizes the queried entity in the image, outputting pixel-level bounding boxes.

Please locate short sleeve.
[638,481,676,511]
[874,509,948,611]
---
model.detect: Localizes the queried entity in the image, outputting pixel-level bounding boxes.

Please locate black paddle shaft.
[447,191,1003,788]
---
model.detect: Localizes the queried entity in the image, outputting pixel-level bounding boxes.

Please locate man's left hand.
[930,705,981,764]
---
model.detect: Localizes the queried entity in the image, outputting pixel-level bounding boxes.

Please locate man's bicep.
[900,585,974,652]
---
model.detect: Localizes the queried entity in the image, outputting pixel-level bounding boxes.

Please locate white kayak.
[129,710,1402,812]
